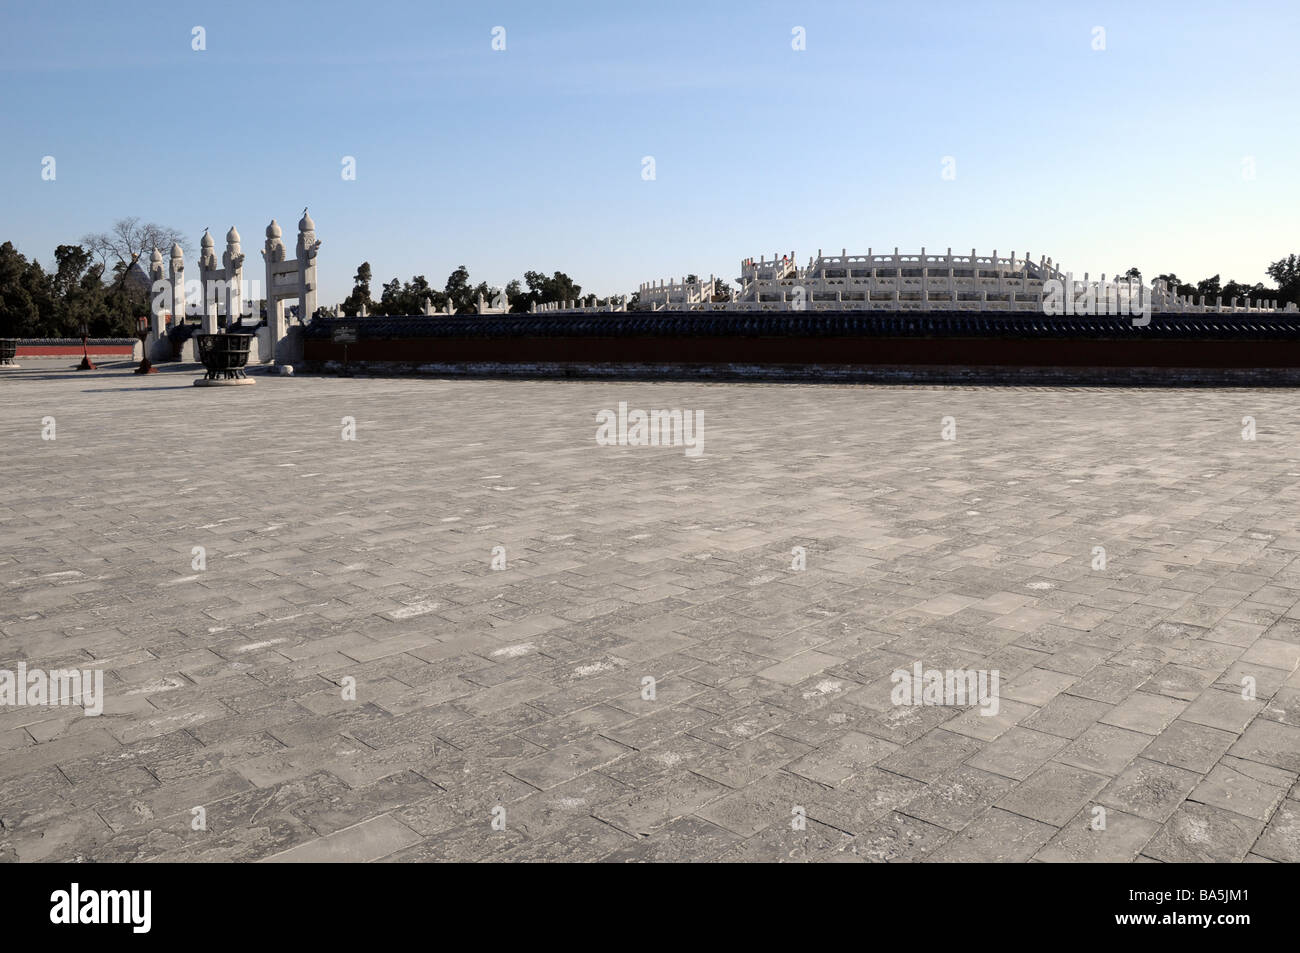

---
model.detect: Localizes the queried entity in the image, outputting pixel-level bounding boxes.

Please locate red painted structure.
[16,342,135,357]
[299,311,1300,383]
[304,333,1300,370]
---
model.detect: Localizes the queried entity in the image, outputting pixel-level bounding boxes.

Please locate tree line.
[283,257,1300,319]
[340,262,587,316]
[0,241,149,338]
[0,218,187,338]
[1120,260,1300,306]
[4,221,1300,338]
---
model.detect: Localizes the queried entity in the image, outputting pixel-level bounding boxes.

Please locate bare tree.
[81,217,190,269]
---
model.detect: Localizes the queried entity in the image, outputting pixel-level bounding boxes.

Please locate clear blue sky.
[2,0,1297,304]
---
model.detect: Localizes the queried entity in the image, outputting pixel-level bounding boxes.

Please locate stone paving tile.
[1239,638,1300,671]
[715,817,856,863]
[1033,807,1159,863]
[694,769,830,837]
[381,821,529,863]
[1100,691,1188,735]
[756,650,844,685]
[1068,662,1159,705]
[1099,758,1201,823]
[504,815,640,862]
[994,762,1109,826]
[1228,719,1300,772]
[119,771,351,863]
[897,766,1015,831]
[1053,723,1151,777]
[967,726,1069,781]
[504,773,632,840]
[1142,663,1220,702]
[263,814,421,862]
[1139,720,1236,774]
[1261,686,1300,726]
[390,775,536,838]
[689,733,813,789]
[1189,757,1292,823]
[999,668,1078,706]
[1251,798,1300,862]
[875,727,982,783]
[851,810,952,862]
[591,770,729,836]
[1144,801,1265,863]
[926,807,1057,862]
[7,366,1300,861]
[785,731,896,786]
[1179,688,1265,734]
[599,815,741,862]
[941,699,1037,743]
[685,702,790,748]
[506,736,630,790]
[809,767,928,835]
[290,770,442,836]
[1022,694,1113,740]
[599,733,726,787]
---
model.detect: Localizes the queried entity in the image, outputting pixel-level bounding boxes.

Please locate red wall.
[304,334,1300,369]
[16,344,135,357]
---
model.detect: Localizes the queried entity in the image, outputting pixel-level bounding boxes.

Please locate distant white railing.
[636,275,718,309]
[635,248,1295,315]
[532,295,629,313]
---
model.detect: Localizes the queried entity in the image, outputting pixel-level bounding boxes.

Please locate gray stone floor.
[1,358,1298,863]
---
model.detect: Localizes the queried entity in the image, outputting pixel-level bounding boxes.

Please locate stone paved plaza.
[2,359,1299,863]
